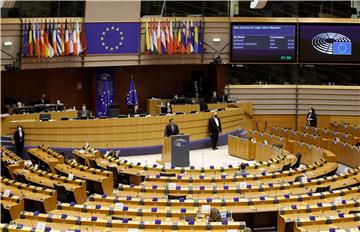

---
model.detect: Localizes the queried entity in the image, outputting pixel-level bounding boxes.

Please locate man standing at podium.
[164,119,180,138]
[208,112,222,150]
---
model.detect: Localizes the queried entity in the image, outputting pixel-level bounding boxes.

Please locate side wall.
[227,85,360,130]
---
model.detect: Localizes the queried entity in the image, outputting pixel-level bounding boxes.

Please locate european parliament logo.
[86,23,140,55]
[311,32,352,55]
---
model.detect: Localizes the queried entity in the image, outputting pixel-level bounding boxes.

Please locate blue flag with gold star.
[96,68,115,117]
[86,23,140,54]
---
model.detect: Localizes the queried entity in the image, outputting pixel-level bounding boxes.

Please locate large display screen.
[299,24,360,63]
[231,23,296,62]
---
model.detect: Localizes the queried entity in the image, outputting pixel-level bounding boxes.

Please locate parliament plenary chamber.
[1,1,360,232]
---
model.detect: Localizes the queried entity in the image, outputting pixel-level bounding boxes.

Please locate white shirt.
[19,129,23,138]
[214,117,219,127]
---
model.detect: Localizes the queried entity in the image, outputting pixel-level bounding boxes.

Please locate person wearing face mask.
[164,119,180,138]
[14,125,25,157]
[79,104,89,118]
[166,101,172,114]
[306,108,317,127]
[210,91,218,103]
[208,112,222,150]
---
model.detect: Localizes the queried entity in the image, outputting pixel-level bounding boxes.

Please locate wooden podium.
[160,134,190,167]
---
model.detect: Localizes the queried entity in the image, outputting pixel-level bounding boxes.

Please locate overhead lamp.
[250,0,267,9]
[212,38,221,43]
[3,41,12,46]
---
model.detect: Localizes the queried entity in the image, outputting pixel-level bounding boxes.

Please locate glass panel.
[227,64,360,85]
[1,0,85,18]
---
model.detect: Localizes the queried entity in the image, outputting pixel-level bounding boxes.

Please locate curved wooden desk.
[10,108,251,149]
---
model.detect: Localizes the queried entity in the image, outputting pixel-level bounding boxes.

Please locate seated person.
[234,163,249,177]
[210,91,218,103]
[78,104,89,118]
[207,208,222,222]
[38,94,49,105]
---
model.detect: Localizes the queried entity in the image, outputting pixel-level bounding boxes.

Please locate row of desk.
[330,122,360,138]
[301,125,360,145]
[27,147,114,195]
[272,126,360,168]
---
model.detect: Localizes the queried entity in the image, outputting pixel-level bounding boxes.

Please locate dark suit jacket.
[210,96,218,103]
[306,112,317,127]
[38,98,49,105]
[208,117,222,134]
[14,129,25,145]
[164,123,179,137]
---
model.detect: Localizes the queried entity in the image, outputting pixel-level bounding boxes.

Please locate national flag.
[48,20,53,51]
[80,22,87,54]
[39,22,45,57]
[60,21,65,54]
[165,20,170,54]
[186,19,190,53]
[69,18,74,54]
[72,20,78,55]
[29,21,40,56]
[73,20,79,55]
[181,21,187,54]
[65,19,70,55]
[52,20,58,56]
[73,20,82,55]
[157,19,161,54]
[46,20,55,57]
[198,20,203,53]
[145,18,150,53]
[22,20,29,57]
[152,19,158,54]
[149,18,154,53]
[126,78,138,107]
[36,21,41,58]
[56,21,62,55]
[44,21,50,57]
[161,21,167,54]
[194,20,199,53]
[169,18,173,54]
[173,19,178,54]
[178,21,182,53]
[44,21,49,57]
[189,19,194,53]
[28,21,33,57]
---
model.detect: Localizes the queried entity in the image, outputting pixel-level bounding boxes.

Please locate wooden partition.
[227,85,360,131]
[10,108,251,148]
[1,110,78,135]
[228,135,256,160]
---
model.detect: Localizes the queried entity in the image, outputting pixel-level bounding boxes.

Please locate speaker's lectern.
[160,134,190,167]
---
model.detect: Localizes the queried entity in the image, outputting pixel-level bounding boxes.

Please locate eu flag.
[86,23,140,54]
[333,42,351,55]
[126,78,138,106]
[96,68,115,117]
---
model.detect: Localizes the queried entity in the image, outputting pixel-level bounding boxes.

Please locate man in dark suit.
[164,119,180,138]
[14,125,25,157]
[208,112,222,150]
[38,94,49,105]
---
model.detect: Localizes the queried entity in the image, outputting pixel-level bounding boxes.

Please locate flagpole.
[160,0,166,17]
